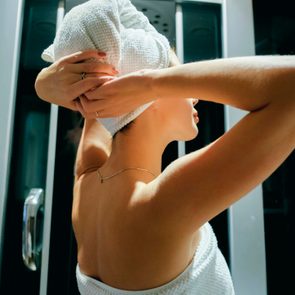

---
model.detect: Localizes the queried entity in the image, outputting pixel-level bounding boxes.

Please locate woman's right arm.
[82,55,295,116]
[70,55,295,236]
[141,55,295,236]
[152,55,295,111]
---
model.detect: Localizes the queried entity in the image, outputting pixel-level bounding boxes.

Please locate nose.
[193,98,199,106]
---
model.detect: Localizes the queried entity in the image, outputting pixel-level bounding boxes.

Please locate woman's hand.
[34,50,118,111]
[78,69,157,118]
[76,48,180,118]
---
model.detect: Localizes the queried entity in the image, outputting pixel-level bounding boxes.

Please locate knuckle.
[56,63,67,74]
[85,63,97,72]
[62,63,71,71]
[57,58,67,67]
[71,52,84,61]
[57,57,66,64]
[84,92,93,100]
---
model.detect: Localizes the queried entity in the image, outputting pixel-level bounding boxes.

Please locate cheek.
[186,105,194,119]
[180,109,194,126]
[168,101,194,124]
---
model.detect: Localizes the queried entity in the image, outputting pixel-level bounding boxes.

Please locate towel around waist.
[76,222,235,295]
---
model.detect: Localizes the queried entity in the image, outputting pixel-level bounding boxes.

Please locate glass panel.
[0,0,59,293]
[253,0,295,294]
[182,1,229,263]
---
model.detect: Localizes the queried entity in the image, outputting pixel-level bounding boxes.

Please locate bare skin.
[35,53,295,290]
[72,95,200,289]
[72,141,202,290]
[34,50,117,112]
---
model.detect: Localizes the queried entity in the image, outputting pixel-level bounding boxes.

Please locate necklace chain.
[97,167,157,183]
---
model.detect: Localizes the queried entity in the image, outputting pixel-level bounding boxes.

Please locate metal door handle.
[22,188,44,271]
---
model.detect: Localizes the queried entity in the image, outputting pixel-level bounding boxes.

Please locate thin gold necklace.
[97,167,157,183]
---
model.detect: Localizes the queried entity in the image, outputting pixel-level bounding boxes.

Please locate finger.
[84,78,115,100]
[80,96,113,118]
[75,99,96,119]
[75,100,87,118]
[83,73,112,79]
[67,71,116,86]
[80,96,95,113]
[60,50,107,64]
[78,97,99,119]
[80,95,101,114]
[70,76,114,99]
[70,62,118,75]
[64,71,113,85]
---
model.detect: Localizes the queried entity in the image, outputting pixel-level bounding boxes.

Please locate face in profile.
[151,98,199,142]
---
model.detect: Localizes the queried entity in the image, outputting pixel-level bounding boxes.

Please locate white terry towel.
[76,222,235,294]
[41,0,170,136]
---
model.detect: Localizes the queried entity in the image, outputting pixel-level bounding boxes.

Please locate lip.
[193,112,199,122]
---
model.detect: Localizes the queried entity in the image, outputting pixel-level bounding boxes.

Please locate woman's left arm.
[34,50,116,180]
[74,119,112,181]
[34,50,116,111]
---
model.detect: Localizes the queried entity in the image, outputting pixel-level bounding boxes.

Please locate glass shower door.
[222,1,267,294]
[0,0,60,294]
[253,0,295,294]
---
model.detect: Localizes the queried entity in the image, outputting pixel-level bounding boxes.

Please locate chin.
[188,130,199,141]
[189,125,199,138]
[179,127,199,142]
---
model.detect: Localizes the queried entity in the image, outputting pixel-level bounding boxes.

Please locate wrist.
[141,68,164,101]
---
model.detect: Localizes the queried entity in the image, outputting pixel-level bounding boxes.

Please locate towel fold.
[41,0,170,136]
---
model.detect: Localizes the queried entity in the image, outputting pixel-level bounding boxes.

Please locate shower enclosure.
[0,0,293,294]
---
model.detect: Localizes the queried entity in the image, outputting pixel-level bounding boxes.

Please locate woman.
[35,1,295,294]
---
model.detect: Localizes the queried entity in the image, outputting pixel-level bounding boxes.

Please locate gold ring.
[81,72,86,80]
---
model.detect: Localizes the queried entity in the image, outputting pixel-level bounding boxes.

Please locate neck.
[101,128,170,181]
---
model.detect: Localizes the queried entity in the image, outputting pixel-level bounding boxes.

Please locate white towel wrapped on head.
[41,0,170,136]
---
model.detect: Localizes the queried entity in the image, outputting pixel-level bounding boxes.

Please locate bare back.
[72,56,295,291]
[72,170,201,291]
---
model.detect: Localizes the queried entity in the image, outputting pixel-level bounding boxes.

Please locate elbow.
[268,67,295,105]
[34,72,45,101]
[34,68,51,103]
